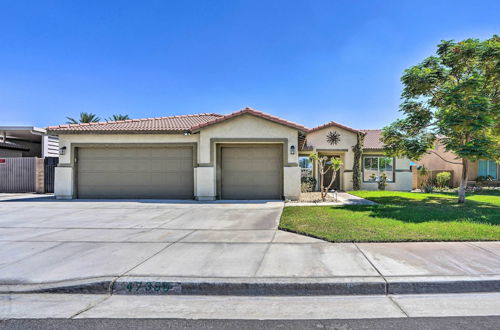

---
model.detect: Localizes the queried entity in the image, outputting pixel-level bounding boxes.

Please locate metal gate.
[44,157,58,193]
[0,157,36,193]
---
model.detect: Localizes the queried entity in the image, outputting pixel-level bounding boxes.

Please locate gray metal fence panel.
[0,157,36,193]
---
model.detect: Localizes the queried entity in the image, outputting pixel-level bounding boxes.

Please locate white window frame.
[362,156,395,182]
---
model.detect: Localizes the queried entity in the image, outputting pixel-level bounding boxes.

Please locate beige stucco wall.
[303,127,412,191]
[304,126,357,191]
[467,160,499,181]
[416,143,463,187]
[305,127,358,152]
[54,114,301,200]
[197,114,300,200]
[360,151,412,191]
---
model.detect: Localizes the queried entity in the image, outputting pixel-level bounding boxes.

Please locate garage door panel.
[221,145,282,200]
[80,159,156,172]
[79,172,154,186]
[77,146,194,199]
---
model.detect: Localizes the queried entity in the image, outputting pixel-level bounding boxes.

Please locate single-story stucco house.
[299,124,412,192]
[47,107,412,200]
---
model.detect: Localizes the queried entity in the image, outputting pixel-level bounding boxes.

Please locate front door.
[321,156,341,191]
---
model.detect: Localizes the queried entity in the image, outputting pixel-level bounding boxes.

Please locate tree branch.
[428,150,463,165]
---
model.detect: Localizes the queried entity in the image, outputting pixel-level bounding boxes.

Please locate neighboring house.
[299,124,412,191]
[416,141,499,187]
[47,108,305,200]
[47,107,414,200]
[0,126,60,194]
[0,126,59,158]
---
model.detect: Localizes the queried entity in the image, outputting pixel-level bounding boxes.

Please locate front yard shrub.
[301,176,317,187]
[369,173,388,190]
[436,172,452,188]
[301,182,314,193]
[477,175,494,187]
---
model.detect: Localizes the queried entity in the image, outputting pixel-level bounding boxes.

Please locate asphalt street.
[1,317,499,330]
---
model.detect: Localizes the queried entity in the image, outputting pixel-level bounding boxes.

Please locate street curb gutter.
[1,277,500,296]
[388,279,500,294]
[111,280,386,296]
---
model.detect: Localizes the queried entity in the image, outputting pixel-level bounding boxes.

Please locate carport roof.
[0,141,30,151]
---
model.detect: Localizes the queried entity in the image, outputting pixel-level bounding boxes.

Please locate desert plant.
[301,176,317,188]
[476,175,494,186]
[369,173,388,190]
[436,172,452,188]
[301,182,314,193]
[378,173,388,190]
[422,182,435,193]
[417,165,430,189]
[309,152,343,201]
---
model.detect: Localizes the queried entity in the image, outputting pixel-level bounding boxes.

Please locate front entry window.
[363,156,394,182]
[478,160,497,180]
[299,156,313,178]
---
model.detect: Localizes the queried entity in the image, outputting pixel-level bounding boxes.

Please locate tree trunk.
[458,159,468,204]
[352,132,364,190]
[319,165,325,202]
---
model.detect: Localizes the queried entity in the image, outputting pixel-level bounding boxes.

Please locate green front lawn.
[279,190,500,242]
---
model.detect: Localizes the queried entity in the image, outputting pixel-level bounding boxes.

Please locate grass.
[279,190,500,242]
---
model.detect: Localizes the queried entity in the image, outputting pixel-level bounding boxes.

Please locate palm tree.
[107,114,130,121]
[66,112,101,124]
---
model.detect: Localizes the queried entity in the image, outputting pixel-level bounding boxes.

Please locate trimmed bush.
[436,172,451,188]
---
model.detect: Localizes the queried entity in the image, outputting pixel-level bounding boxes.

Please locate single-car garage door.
[77,146,194,199]
[220,145,282,199]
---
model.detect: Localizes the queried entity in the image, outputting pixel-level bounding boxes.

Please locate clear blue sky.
[1,1,498,129]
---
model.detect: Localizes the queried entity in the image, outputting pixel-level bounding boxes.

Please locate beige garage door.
[220,145,282,200]
[77,146,194,199]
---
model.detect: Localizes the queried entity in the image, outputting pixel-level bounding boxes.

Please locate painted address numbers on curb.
[125,281,173,293]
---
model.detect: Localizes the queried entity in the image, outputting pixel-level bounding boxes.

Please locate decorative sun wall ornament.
[326,130,341,146]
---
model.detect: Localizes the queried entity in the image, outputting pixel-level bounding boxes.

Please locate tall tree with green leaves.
[66,112,101,124]
[382,36,500,203]
[107,114,130,121]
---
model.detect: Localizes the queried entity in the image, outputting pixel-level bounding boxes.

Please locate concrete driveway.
[0,198,295,283]
[0,196,499,295]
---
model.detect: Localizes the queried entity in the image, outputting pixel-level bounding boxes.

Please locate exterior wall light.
[59,146,67,155]
[183,131,191,136]
[290,145,296,155]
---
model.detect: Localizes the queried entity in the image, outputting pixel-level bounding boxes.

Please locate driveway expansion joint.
[354,242,389,295]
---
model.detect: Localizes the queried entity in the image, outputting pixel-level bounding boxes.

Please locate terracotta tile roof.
[190,107,308,132]
[361,129,384,149]
[47,113,223,133]
[308,121,360,133]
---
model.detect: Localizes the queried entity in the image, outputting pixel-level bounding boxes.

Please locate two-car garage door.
[77,146,194,199]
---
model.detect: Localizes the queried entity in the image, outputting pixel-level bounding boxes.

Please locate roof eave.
[308,122,360,134]
[46,129,188,135]
[191,109,308,133]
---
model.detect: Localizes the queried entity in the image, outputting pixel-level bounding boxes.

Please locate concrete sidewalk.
[0,198,499,295]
